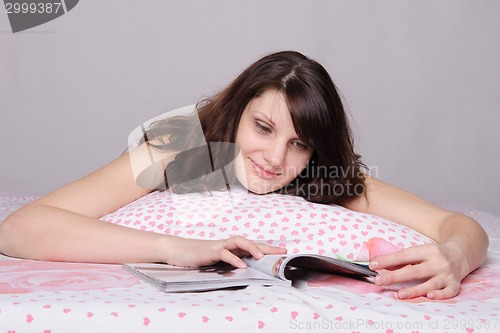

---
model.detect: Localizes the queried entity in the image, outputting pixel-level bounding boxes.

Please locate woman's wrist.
[440,240,471,280]
[153,235,176,264]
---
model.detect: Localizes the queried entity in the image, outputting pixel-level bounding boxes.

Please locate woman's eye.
[292,141,308,150]
[256,122,272,134]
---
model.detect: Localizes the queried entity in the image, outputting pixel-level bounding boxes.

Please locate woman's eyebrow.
[253,110,275,126]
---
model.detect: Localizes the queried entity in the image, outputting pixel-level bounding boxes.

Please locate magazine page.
[243,255,289,279]
[244,254,377,283]
[122,262,290,293]
[279,254,377,280]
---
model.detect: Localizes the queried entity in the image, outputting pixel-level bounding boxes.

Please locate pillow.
[100,188,434,261]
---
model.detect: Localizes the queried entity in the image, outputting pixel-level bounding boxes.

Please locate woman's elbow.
[0,209,34,258]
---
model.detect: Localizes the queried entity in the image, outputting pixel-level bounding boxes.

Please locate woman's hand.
[163,235,287,269]
[369,242,468,300]
[347,176,488,300]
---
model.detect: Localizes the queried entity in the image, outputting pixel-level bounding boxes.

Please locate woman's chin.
[244,181,282,195]
[246,188,272,195]
[235,173,284,195]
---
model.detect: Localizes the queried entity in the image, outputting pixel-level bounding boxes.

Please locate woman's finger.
[222,236,263,258]
[256,243,287,255]
[426,283,461,300]
[218,247,248,268]
[375,261,437,286]
[369,248,417,271]
[369,244,437,271]
[395,276,460,300]
[222,236,286,258]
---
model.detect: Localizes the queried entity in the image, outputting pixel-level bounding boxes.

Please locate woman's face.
[234,90,313,194]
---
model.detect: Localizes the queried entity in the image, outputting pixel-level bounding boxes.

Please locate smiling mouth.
[250,160,279,179]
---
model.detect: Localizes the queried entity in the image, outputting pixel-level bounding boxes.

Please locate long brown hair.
[146,51,365,204]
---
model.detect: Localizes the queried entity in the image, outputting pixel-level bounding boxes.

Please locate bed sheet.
[0,191,499,333]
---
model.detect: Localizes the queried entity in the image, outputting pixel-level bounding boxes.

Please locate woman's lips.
[250,160,279,179]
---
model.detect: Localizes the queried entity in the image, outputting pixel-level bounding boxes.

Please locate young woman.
[0,51,488,300]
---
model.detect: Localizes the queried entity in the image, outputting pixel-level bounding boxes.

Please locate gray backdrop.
[1,1,499,215]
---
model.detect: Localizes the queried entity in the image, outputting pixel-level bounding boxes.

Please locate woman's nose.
[264,142,286,167]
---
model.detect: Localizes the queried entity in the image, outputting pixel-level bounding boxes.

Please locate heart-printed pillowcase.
[100,188,434,261]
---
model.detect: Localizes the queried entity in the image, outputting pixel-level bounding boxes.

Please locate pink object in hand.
[357,237,403,262]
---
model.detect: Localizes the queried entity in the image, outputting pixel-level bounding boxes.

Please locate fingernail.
[375,275,386,285]
[369,261,378,270]
[398,291,408,299]
[427,292,436,299]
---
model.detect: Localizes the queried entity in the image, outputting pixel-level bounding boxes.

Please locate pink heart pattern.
[2,191,498,333]
[101,189,433,261]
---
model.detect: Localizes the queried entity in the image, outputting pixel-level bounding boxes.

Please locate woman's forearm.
[0,203,169,264]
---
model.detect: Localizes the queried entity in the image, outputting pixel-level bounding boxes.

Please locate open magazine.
[122,254,377,293]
